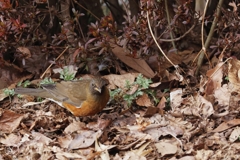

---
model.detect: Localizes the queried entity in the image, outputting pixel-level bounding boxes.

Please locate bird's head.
[90,78,108,95]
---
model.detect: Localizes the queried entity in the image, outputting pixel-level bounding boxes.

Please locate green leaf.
[40,77,55,85]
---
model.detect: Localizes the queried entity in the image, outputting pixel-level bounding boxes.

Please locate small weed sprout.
[17,80,31,87]
[40,77,55,85]
[3,88,15,102]
[110,74,159,106]
[60,68,76,81]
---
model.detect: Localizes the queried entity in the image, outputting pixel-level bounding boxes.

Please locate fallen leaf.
[68,130,102,149]
[0,133,21,147]
[111,42,155,78]
[136,93,152,107]
[155,141,178,157]
[170,88,183,109]
[195,149,213,160]
[95,139,116,160]
[229,127,240,142]
[58,135,73,148]
[64,121,85,134]
[205,62,223,95]
[211,119,240,133]
[157,97,167,109]
[143,106,159,117]
[0,110,24,133]
[228,58,240,91]
[32,131,53,145]
[103,73,139,89]
[213,84,231,106]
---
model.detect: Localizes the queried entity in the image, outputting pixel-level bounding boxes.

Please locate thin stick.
[159,22,196,42]
[40,46,69,79]
[164,0,177,54]
[196,0,224,75]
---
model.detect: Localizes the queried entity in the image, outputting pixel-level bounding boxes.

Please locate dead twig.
[40,46,69,79]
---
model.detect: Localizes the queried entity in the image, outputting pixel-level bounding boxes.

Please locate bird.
[15,77,110,117]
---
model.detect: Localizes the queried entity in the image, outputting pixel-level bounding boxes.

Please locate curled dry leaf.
[228,58,240,91]
[136,93,152,107]
[229,127,240,142]
[95,139,116,160]
[205,62,223,95]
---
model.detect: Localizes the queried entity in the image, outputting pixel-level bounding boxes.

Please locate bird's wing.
[61,80,90,101]
[42,80,90,107]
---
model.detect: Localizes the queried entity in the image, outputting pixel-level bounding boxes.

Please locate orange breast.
[62,86,110,117]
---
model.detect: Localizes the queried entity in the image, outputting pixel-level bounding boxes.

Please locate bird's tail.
[15,87,49,98]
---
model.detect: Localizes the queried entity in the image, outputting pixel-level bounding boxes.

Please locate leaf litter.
[2,58,240,159]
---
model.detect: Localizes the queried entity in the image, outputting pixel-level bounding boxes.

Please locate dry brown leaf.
[157,97,167,109]
[198,95,214,118]
[103,73,138,89]
[110,42,155,78]
[213,84,231,106]
[145,125,184,142]
[17,47,31,58]
[55,152,85,159]
[15,46,51,75]
[229,127,240,142]
[0,133,21,147]
[136,93,152,107]
[95,139,116,160]
[155,141,178,157]
[127,84,139,95]
[170,156,195,160]
[143,106,159,117]
[64,121,85,134]
[195,149,213,160]
[205,62,223,95]
[228,58,240,91]
[32,131,52,145]
[87,118,112,130]
[211,119,240,133]
[68,130,102,149]
[149,82,161,88]
[0,110,24,133]
[58,135,73,148]
[123,142,151,159]
[170,88,183,109]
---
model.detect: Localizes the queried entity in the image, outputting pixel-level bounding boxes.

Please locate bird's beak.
[94,87,102,93]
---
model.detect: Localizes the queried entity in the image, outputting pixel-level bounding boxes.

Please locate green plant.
[111,74,158,106]
[225,76,229,81]
[17,80,31,87]
[36,97,43,102]
[110,88,122,100]
[60,68,76,81]
[40,77,55,85]
[3,88,15,102]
